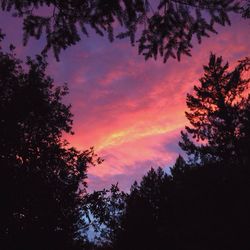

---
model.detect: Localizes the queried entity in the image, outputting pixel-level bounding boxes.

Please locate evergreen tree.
[113,161,250,250]
[0,0,241,61]
[242,0,250,18]
[113,168,176,250]
[179,54,250,164]
[170,155,187,179]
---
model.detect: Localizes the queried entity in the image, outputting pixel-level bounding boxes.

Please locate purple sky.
[1,11,250,191]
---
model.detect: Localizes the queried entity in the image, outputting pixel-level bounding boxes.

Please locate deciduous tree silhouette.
[179,54,250,165]
[0,0,243,61]
[83,183,127,245]
[0,38,101,250]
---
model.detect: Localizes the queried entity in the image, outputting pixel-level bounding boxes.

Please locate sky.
[1,11,250,191]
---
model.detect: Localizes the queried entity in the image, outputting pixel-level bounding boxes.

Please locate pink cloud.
[1,12,250,191]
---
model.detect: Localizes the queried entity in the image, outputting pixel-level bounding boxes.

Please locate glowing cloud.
[1,12,250,191]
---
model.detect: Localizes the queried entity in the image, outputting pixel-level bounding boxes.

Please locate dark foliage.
[0,0,243,61]
[82,184,127,245]
[241,0,250,17]
[179,53,250,165]
[114,168,173,250]
[0,43,102,250]
[112,160,250,250]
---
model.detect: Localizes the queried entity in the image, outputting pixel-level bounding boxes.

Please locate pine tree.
[0,0,240,61]
[179,54,250,165]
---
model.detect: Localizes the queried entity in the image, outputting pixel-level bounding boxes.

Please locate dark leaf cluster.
[179,53,250,164]
[138,0,239,62]
[0,0,244,61]
[0,46,101,250]
[83,184,127,245]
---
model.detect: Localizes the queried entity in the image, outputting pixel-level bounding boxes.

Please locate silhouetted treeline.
[94,55,250,250]
[112,161,250,250]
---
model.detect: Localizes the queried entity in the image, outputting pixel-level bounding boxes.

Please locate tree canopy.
[179,53,250,165]
[113,160,250,250]
[0,40,102,249]
[0,0,247,61]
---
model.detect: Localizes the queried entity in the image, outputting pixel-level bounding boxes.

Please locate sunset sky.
[1,12,250,191]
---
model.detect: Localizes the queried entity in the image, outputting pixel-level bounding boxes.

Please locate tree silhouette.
[0,0,242,61]
[112,168,177,250]
[83,183,127,246]
[179,54,250,165]
[112,162,250,250]
[108,54,250,250]
[0,42,102,250]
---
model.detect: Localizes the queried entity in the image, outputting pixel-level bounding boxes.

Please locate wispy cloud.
[1,12,250,191]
